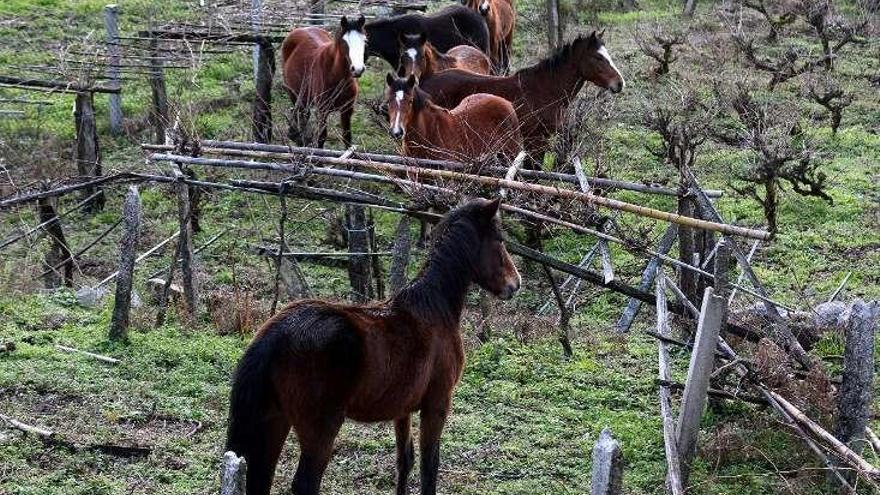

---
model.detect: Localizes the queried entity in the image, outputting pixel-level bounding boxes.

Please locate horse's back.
[281,27,331,63]
[447,45,492,74]
[455,93,521,156]
[419,69,516,108]
[426,5,490,53]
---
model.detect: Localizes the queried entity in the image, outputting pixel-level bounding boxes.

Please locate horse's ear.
[356,15,366,29]
[406,73,417,88]
[386,72,395,87]
[340,16,349,29]
[598,28,606,38]
[484,198,501,218]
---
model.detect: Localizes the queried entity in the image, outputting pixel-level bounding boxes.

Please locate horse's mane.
[393,200,489,322]
[516,34,601,76]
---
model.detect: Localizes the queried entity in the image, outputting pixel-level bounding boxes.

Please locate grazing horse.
[463,0,515,73]
[281,15,367,148]
[365,5,489,68]
[225,198,521,495]
[418,31,625,163]
[397,32,491,80]
[385,73,522,161]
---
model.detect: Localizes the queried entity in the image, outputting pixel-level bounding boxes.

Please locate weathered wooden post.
[74,91,104,211]
[149,35,169,144]
[368,211,385,299]
[104,4,123,136]
[546,0,561,49]
[675,284,725,484]
[173,169,197,317]
[346,205,372,302]
[252,39,274,144]
[109,186,141,342]
[251,0,262,80]
[38,197,74,288]
[677,185,697,308]
[590,428,623,495]
[832,299,878,488]
[656,274,685,495]
[388,215,412,294]
[220,451,247,495]
[615,224,677,332]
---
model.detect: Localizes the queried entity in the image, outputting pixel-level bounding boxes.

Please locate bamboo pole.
[148,152,766,239]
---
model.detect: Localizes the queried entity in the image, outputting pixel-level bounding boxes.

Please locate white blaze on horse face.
[406,48,417,62]
[343,30,367,74]
[479,0,490,13]
[391,90,405,136]
[597,45,625,89]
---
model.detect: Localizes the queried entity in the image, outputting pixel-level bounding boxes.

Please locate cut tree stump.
[590,428,623,495]
[220,451,247,495]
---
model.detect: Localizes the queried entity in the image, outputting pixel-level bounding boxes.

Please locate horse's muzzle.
[351,66,365,78]
[390,128,404,140]
[610,80,624,94]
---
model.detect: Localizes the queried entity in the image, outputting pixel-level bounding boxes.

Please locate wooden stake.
[656,274,686,495]
[109,186,141,342]
[252,40,274,143]
[220,451,247,495]
[104,4,123,135]
[615,224,677,332]
[74,92,104,211]
[388,215,413,294]
[590,428,623,495]
[173,169,197,317]
[149,35,169,144]
[38,198,74,288]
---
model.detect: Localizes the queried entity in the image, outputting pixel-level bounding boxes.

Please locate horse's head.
[466,198,521,300]
[339,15,367,77]
[396,32,427,78]
[478,0,490,16]
[384,72,417,140]
[575,31,625,93]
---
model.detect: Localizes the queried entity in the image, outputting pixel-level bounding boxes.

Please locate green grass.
[1,0,879,493]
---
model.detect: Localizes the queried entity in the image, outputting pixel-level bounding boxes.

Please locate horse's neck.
[393,249,472,326]
[427,45,455,72]
[320,39,349,81]
[518,55,584,108]
[410,93,454,138]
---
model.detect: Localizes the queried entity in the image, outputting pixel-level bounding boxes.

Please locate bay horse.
[365,5,489,68]
[418,31,625,163]
[385,73,522,161]
[396,32,491,80]
[225,198,521,495]
[462,0,515,73]
[281,15,367,148]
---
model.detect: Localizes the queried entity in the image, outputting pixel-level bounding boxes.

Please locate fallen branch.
[55,344,121,365]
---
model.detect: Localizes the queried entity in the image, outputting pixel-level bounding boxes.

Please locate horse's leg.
[418,405,449,495]
[291,412,344,495]
[395,415,415,495]
[315,110,329,149]
[242,412,291,495]
[340,104,354,148]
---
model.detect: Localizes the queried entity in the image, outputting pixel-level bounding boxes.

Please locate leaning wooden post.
[656,274,685,495]
[109,186,141,342]
[149,35,169,144]
[220,451,247,495]
[675,285,725,484]
[677,183,697,309]
[252,39,274,144]
[173,169,197,317]
[38,197,74,288]
[590,428,623,495]
[74,91,104,211]
[832,299,878,488]
[615,224,677,332]
[104,4,123,136]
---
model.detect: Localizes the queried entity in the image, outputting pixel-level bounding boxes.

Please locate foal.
[418,31,625,162]
[386,73,522,161]
[397,32,491,80]
[225,198,521,495]
[463,0,515,73]
[281,15,367,147]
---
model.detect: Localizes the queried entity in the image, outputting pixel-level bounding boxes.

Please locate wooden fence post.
[104,4,123,136]
[346,205,372,302]
[590,428,623,495]
[251,0,262,80]
[833,299,879,487]
[252,39,274,144]
[388,215,412,294]
[74,91,104,211]
[109,186,141,342]
[149,35,169,144]
[675,285,725,484]
[220,451,247,495]
[173,169,197,317]
[677,185,697,308]
[546,0,562,49]
[38,197,74,288]
[615,224,677,332]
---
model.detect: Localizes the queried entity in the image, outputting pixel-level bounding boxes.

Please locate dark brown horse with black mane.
[365,5,490,68]
[225,198,520,495]
[418,31,625,162]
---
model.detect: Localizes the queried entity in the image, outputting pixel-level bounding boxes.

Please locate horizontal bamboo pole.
[142,141,724,197]
[148,152,767,240]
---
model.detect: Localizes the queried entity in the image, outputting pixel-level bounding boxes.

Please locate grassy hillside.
[1,0,878,494]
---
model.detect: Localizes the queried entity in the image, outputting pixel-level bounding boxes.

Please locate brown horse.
[225,198,521,495]
[386,73,522,161]
[281,15,367,148]
[463,0,515,73]
[397,32,491,80]
[418,31,625,162]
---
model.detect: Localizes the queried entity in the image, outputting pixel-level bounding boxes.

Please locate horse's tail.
[225,329,287,495]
